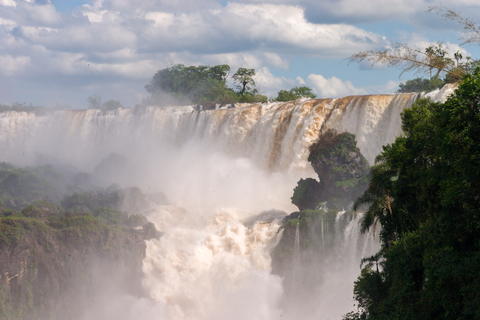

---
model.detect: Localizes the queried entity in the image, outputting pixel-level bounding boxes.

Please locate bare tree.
[349,42,459,80]
[349,7,480,83]
[427,5,480,46]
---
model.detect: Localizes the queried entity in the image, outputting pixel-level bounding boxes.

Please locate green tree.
[275,86,317,101]
[346,67,480,320]
[87,94,102,109]
[102,99,123,110]
[145,64,236,105]
[232,68,256,95]
[396,77,445,93]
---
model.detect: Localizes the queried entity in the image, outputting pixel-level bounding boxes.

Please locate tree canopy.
[396,77,445,93]
[345,67,480,320]
[144,64,235,105]
[232,68,256,95]
[144,64,268,106]
[275,86,317,101]
[87,94,123,110]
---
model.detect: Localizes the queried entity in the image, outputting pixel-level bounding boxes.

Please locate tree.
[87,94,102,109]
[345,67,480,319]
[349,7,480,86]
[275,86,317,101]
[102,99,123,110]
[232,68,256,95]
[145,64,235,105]
[396,77,445,93]
[427,5,480,46]
[349,42,463,82]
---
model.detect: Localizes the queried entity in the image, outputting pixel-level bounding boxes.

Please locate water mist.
[0,85,455,320]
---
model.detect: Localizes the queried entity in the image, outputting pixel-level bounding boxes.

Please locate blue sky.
[1,0,479,108]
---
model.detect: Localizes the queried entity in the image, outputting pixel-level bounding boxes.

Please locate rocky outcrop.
[291,129,370,211]
[273,130,371,314]
[0,207,156,320]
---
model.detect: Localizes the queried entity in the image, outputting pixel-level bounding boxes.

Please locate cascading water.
[292,221,300,291]
[0,85,455,320]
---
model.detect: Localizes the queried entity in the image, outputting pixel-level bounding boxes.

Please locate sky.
[1,0,480,109]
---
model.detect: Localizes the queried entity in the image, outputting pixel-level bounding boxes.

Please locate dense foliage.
[275,86,317,101]
[0,159,163,319]
[232,67,256,95]
[144,64,267,106]
[0,160,162,230]
[396,77,445,93]
[346,67,480,320]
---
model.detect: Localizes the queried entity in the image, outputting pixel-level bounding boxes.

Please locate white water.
[0,86,455,320]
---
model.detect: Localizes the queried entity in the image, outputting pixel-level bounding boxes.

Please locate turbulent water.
[0,85,455,320]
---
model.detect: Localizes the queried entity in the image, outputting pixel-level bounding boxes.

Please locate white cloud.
[254,66,305,97]
[262,52,290,70]
[0,0,16,8]
[0,0,389,92]
[0,0,477,108]
[384,80,399,93]
[8,2,386,57]
[0,17,16,28]
[241,0,480,27]
[0,55,30,75]
[409,38,471,60]
[307,74,368,98]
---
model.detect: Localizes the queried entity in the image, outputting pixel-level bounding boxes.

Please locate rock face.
[273,130,371,315]
[291,129,370,211]
[0,208,155,320]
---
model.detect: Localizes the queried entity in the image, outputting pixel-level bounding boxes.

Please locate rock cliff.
[291,129,370,212]
[272,130,371,314]
[0,206,155,320]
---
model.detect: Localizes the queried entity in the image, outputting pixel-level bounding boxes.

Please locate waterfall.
[292,220,300,290]
[0,85,455,320]
[0,93,423,171]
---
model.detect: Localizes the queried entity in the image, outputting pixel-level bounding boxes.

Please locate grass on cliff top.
[0,215,51,245]
[308,129,360,161]
[0,211,141,247]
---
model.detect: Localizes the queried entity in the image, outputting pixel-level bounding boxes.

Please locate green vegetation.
[0,210,153,319]
[0,161,156,235]
[291,178,322,211]
[345,67,480,319]
[289,130,369,219]
[273,129,370,310]
[307,130,370,206]
[0,159,160,319]
[232,67,256,95]
[275,86,317,101]
[87,94,123,110]
[144,64,269,106]
[396,77,446,93]
[0,163,58,210]
[145,64,236,105]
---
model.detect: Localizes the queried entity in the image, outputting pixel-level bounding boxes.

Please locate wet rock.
[292,129,370,211]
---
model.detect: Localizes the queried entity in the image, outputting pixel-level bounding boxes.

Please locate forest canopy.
[143,64,268,105]
[345,66,480,320]
[143,64,318,106]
